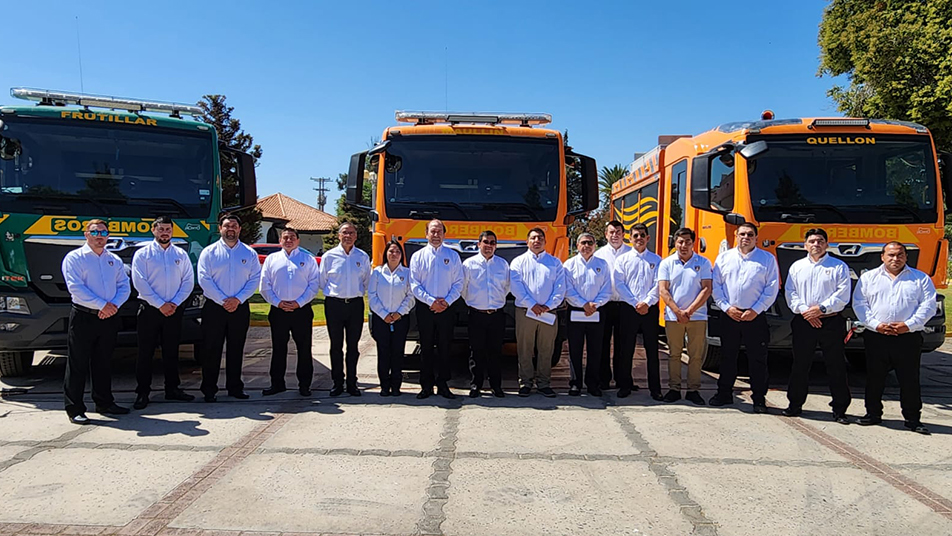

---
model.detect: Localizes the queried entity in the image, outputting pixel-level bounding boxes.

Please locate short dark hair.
[478,230,497,242]
[152,216,174,227]
[527,227,546,239]
[804,228,828,241]
[631,223,648,236]
[219,213,241,226]
[882,241,907,254]
[673,227,696,241]
[737,222,758,235]
[280,226,299,239]
[382,238,406,266]
[606,220,624,231]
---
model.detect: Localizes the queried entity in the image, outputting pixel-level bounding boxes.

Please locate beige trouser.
[665,320,707,391]
[515,307,558,389]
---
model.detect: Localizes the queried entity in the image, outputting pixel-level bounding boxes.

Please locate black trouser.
[416,300,454,392]
[787,314,851,414]
[372,313,409,391]
[598,301,622,387]
[468,308,505,391]
[618,303,660,393]
[325,296,364,388]
[64,306,120,417]
[568,307,604,390]
[135,303,186,396]
[862,330,923,423]
[268,305,314,390]
[717,314,769,404]
[201,301,250,396]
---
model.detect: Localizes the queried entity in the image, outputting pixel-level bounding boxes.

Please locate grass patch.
[249,291,369,325]
[939,288,952,331]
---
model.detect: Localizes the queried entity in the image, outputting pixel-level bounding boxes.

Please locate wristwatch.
[819,305,827,314]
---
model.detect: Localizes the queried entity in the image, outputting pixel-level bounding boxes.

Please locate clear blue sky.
[2,0,837,213]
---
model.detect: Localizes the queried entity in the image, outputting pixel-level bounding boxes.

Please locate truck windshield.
[747,135,938,224]
[0,118,214,219]
[383,135,560,221]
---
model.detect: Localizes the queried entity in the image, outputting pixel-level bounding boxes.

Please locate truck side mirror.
[565,149,598,220]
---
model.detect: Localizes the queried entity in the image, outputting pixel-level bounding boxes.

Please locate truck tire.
[0,351,34,377]
[702,345,722,372]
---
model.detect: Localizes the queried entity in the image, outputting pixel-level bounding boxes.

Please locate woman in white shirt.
[368,239,415,396]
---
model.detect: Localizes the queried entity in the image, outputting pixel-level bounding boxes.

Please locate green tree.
[198,94,264,243]
[598,164,627,206]
[326,172,373,254]
[817,0,952,152]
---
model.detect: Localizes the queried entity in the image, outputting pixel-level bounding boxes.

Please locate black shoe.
[330,385,344,397]
[392,388,402,397]
[165,390,195,402]
[709,394,733,407]
[650,392,664,402]
[133,394,150,410]
[781,406,802,417]
[95,403,130,415]
[662,390,682,403]
[299,387,312,397]
[858,415,882,426]
[752,403,768,414]
[204,394,217,403]
[69,414,91,425]
[518,386,531,397]
[416,389,431,400]
[469,388,480,398]
[568,387,581,397]
[229,391,250,400]
[631,384,640,391]
[539,387,556,398]
[347,386,362,397]
[262,386,287,396]
[617,388,631,398]
[833,413,850,425]
[437,386,456,399]
[380,387,391,397]
[492,387,505,398]
[685,391,706,405]
[587,387,603,397]
[905,421,930,435]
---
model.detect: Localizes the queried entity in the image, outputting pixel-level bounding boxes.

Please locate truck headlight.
[0,296,31,315]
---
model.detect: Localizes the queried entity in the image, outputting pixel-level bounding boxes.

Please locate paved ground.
[2,327,952,536]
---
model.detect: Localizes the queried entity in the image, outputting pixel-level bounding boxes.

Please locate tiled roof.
[256,193,336,232]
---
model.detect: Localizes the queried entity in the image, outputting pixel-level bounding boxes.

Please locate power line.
[311,176,330,212]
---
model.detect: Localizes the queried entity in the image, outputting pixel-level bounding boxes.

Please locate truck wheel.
[0,351,34,377]
[702,345,722,372]
[846,350,866,371]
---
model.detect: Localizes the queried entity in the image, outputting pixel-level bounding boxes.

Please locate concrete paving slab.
[443,458,691,536]
[0,448,214,525]
[897,468,952,503]
[170,453,429,534]
[0,404,79,442]
[456,407,638,456]
[0,445,31,465]
[672,461,952,536]
[628,408,844,462]
[262,405,445,452]
[815,418,952,466]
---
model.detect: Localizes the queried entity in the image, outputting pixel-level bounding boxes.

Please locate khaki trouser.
[515,307,558,389]
[665,320,707,391]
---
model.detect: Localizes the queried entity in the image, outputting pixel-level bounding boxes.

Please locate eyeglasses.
[631,233,647,238]
[88,230,109,237]
[481,240,497,245]
[737,232,756,237]
[579,240,595,245]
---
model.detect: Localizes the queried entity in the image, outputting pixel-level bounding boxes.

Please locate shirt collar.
[282,247,299,258]
[676,252,694,265]
[220,239,242,251]
[531,250,546,260]
[737,247,758,260]
[807,253,827,265]
[428,243,443,253]
[80,243,98,256]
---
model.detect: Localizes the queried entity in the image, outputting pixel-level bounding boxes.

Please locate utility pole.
[311,177,330,212]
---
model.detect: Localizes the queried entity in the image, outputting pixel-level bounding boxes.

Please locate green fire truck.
[0,87,256,377]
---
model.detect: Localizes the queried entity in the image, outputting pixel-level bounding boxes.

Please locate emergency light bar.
[810,118,870,128]
[395,111,552,126]
[10,87,204,118]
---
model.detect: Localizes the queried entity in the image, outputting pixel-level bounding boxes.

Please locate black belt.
[326,296,361,304]
[470,306,501,314]
[72,304,100,315]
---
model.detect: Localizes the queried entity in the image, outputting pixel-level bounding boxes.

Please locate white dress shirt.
[62,244,131,310]
[784,253,850,314]
[319,244,371,299]
[409,244,464,306]
[197,239,261,306]
[852,264,937,332]
[594,243,632,302]
[563,254,612,309]
[614,248,662,307]
[259,247,321,308]
[509,250,565,310]
[369,264,415,319]
[712,247,780,314]
[132,241,194,309]
[657,252,713,321]
[462,254,510,310]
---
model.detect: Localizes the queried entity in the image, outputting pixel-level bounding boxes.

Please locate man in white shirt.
[260,227,321,397]
[410,219,464,399]
[593,220,631,391]
[197,213,261,402]
[131,216,195,409]
[461,230,510,398]
[710,222,780,412]
[510,227,565,397]
[782,228,851,423]
[564,233,612,396]
[657,227,712,405]
[61,219,131,424]
[319,221,372,397]
[614,223,663,399]
[853,242,936,434]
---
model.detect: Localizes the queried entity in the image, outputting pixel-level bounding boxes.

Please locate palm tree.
[598,164,628,206]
